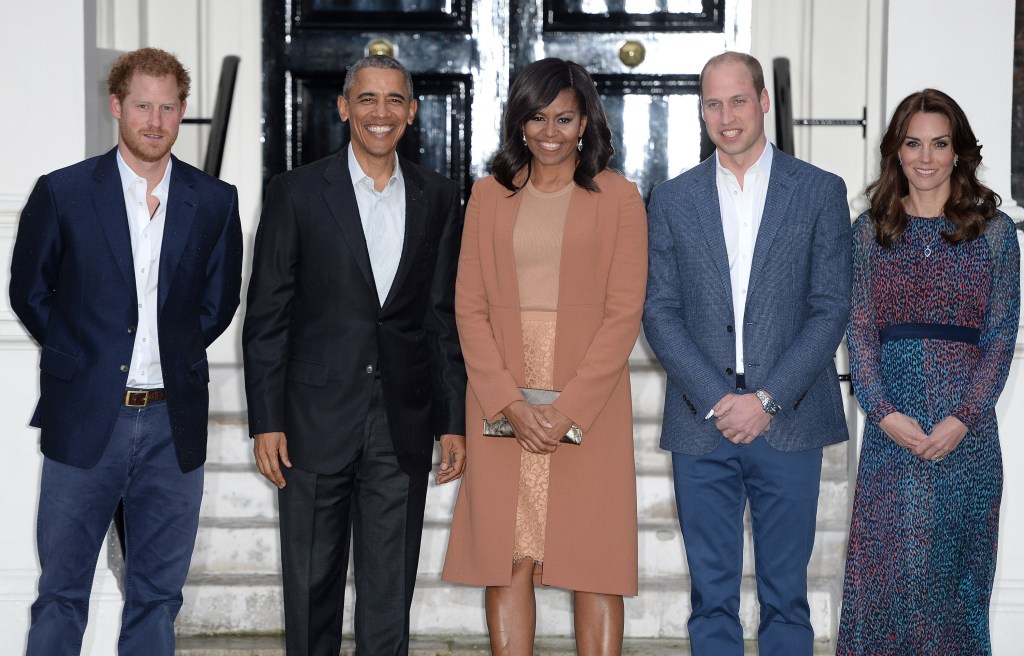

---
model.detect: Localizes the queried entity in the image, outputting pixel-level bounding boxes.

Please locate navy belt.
[879,323,980,345]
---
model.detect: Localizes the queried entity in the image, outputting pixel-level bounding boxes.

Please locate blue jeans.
[26,400,203,656]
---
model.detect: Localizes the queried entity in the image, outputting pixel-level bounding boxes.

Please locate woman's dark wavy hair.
[867,88,1000,248]
[491,58,613,193]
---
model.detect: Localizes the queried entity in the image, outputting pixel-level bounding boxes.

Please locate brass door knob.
[619,41,646,68]
[367,38,395,58]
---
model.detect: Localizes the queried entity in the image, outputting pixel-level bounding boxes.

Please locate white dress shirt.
[348,146,406,305]
[716,140,773,378]
[117,151,171,389]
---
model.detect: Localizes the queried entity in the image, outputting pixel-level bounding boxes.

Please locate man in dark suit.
[242,55,466,655]
[9,48,243,656]
[644,52,852,655]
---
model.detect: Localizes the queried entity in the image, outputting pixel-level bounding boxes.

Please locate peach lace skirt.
[512,310,557,564]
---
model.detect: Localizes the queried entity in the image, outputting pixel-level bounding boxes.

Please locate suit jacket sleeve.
[242,175,298,435]
[455,180,525,420]
[551,181,648,432]
[758,175,851,413]
[9,175,63,344]
[643,184,735,416]
[425,180,467,436]
[200,185,243,347]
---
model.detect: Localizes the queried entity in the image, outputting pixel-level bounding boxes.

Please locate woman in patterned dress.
[441,58,647,655]
[837,89,1020,655]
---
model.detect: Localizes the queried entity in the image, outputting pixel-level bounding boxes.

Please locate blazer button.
[725,367,734,376]
[365,365,375,374]
[726,324,734,333]
[127,326,136,334]
[120,364,128,372]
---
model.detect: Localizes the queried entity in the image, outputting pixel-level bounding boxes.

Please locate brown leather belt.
[124,389,166,407]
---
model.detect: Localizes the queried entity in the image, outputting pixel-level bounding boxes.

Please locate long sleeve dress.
[837,211,1021,655]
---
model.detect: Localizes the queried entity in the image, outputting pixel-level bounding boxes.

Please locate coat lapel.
[91,149,135,292]
[321,152,376,296]
[159,156,198,310]
[747,146,796,300]
[692,158,733,304]
[382,157,424,310]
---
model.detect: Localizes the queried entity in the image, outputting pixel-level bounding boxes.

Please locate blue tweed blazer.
[644,145,853,455]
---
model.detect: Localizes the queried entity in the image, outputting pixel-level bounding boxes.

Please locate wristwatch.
[755,389,781,416]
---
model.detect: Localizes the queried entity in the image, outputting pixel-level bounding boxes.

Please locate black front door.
[263,0,749,201]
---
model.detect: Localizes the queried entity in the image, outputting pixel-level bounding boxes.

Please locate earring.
[522,131,527,145]
[577,137,583,152]
[897,157,902,166]
[954,156,959,167]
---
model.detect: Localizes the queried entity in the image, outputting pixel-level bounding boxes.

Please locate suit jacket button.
[120,364,128,372]
[128,326,135,334]
[725,367,734,376]
[365,365,374,374]
[726,324,733,333]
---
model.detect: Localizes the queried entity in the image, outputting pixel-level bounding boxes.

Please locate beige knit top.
[513,179,574,312]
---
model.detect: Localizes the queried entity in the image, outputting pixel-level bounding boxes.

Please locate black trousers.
[278,380,429,656]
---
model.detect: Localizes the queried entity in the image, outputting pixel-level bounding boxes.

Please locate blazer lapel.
[748,146,796,299]
[321,152,376,295]
[382,158,424,310]
[159,156,198,311]
[692,158,733,304]
[91,149,135,292]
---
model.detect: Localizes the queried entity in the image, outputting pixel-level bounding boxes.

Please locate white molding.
[0,192,25,222]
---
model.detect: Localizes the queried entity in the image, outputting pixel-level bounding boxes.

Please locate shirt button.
[120,365,128,372]
[365,365,375,374]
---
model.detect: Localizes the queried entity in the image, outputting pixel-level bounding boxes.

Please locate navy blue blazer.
[644,146,853,455]
[9,148,243,472]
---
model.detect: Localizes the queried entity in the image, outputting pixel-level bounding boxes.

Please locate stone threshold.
[176,635,836,655]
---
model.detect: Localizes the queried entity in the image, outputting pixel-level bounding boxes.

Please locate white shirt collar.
[715,140,774,180]
[116,150,173,197]
[347,145,402,192]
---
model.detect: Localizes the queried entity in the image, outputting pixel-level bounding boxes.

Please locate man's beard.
[119,121,177,163]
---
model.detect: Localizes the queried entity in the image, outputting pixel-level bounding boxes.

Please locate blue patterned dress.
[837,211,1020,655]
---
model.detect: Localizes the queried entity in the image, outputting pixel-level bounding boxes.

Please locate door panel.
[263,0,748,201]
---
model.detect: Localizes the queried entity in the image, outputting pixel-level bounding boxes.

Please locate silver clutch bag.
[482,387,582,445]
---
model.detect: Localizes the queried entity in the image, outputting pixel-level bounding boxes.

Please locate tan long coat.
[441,170,647,595]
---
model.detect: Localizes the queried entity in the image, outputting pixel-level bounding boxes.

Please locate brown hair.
[700,51,766,100]
[491,58,613,193]
[107,47,191,103]
[867,88,1000,247]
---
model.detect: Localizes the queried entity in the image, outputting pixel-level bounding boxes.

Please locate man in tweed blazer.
[644,52,852,655]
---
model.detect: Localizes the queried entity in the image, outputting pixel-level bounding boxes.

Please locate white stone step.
[174,634,837,655]
[179,572,840,642]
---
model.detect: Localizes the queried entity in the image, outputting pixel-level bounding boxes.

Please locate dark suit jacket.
[242,150,466,475]
[9,148,244,472]
[644,146,853,455]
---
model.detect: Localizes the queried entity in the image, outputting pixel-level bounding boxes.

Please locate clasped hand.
[713,392,772,444]
[499,400,573,454]
[879,412,967,461]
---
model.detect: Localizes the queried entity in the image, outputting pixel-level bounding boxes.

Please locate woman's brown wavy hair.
[491,58,613,193]
[866,88,1000,248]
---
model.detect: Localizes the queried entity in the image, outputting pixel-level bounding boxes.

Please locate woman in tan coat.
[441,58,647,655]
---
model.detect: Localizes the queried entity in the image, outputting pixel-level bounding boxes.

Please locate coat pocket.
[40,346,78,381]
[191,357,210,383]
[286,358,330,387]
